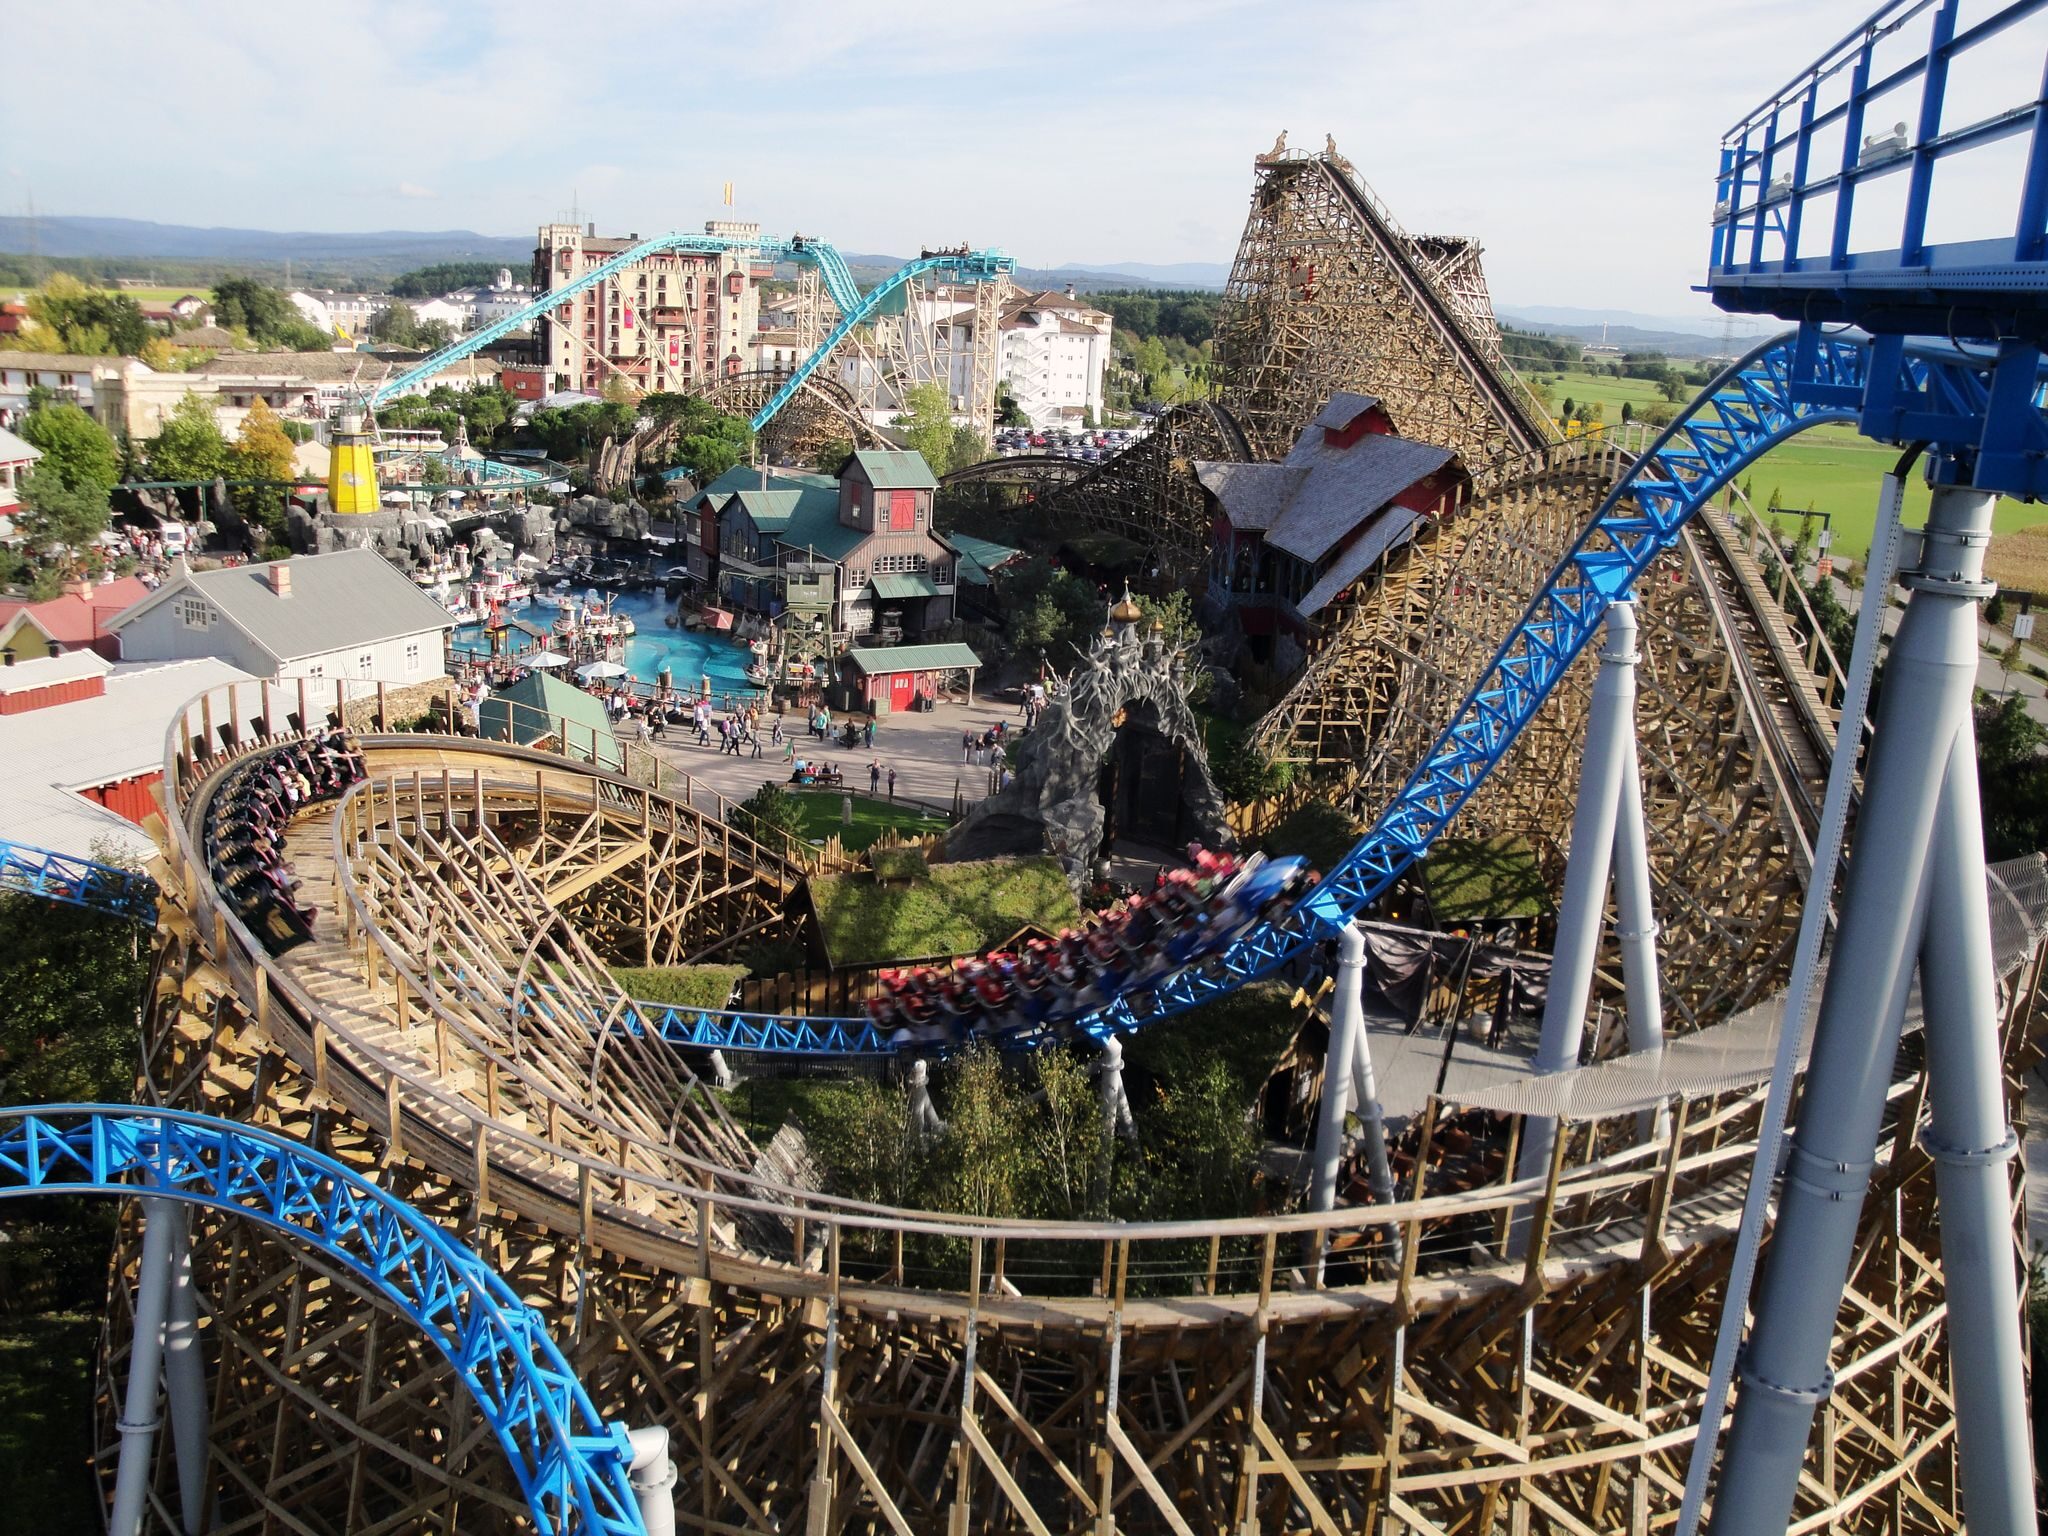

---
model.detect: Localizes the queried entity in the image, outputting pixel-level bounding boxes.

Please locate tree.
[937,1044,1031,1218]
[2001,639,2026,697]
[391,262,505,298]
[415,319,455,352]
[1031,1049,1110,1218]
[369,303,424,347]
[1658,375,1689,403]
[19,403,119,497]
[12,468,111,575]
[230,400,297,547]
[947,424,987,474]
[0,852,149,1107]
[1620,401,1633,425]
[1560,395,1576,424]
[730,783,804,854]
[0,274,149,357]
[891,383,955,474]
[810,436,854,476]
[212,278,330,350]
[1975,693,2048,858]
[994,382,1029,428]
[600,374,637,406]
[677,411,753,483]
[146,392,229,482]
[1987,590,2008,628]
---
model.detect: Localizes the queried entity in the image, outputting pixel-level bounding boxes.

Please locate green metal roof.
[479,672,623,771]
[843,641,981,675]
[943,532,1023,585]
[850,449,939,491]
[731,488,806,531]
[870,572,940,600]
[774,497,866,563]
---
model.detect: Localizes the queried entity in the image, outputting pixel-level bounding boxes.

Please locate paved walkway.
[639,695,1032,817]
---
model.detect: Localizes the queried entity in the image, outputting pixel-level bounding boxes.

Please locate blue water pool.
[453,587,759,694]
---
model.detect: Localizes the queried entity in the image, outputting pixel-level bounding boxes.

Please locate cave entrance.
[1098,702,1206,855]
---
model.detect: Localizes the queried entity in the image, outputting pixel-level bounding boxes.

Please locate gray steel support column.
[161,1202,209,1535]
[1097,1034,1135,1141]
[1920,725,2033,1530]
[627,1425,678,1536]
[1342,938,1397,1211]
[110,1198,178,1536]
[1610,724,1663,1057]
[1308,925,1367,1220]
[1512,602,1638,1197]
[1707,483,1992,1534]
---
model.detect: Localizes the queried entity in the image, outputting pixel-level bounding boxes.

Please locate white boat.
[469,568,533,607]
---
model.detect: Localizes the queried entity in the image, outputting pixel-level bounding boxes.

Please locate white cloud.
[0,0,1917,316]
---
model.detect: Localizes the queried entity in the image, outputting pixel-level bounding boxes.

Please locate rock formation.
[947,597,1233,883]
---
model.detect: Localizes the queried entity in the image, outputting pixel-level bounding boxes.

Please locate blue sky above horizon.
[5,1,1871,322]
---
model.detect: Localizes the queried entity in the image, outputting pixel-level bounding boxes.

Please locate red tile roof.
[0,576,152,650]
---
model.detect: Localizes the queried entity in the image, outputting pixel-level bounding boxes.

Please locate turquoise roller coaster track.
[0,1105,646,1536]
[365,234,1012,437]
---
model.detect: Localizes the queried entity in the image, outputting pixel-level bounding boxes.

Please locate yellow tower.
[327,410,378,516]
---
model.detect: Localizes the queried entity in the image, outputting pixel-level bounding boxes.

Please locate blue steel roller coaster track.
[365,234,1012,435]
[0,1105,646,1536]
[0,837,160,924]
[627,327,2047,1058]
[15,332,2037,1530]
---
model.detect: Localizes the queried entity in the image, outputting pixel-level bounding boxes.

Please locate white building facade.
[109,549,456,684]
[999,288,1113,427]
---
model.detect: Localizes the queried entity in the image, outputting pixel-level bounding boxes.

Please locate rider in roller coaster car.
[863,846,1316,1048]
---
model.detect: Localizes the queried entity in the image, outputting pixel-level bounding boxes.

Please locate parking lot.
[993,423,1149,463]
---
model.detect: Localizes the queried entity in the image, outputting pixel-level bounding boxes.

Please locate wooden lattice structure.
[104,727,2045,1531]
[80,134,2044,1533]
[1023,401,1253,583]
[1214,142,1549,470]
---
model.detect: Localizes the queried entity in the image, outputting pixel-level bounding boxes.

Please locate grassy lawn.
[789,789,949,853]
[810,856,1080,966]
[610,964,747,1010]
[0,1311,101,1527]
[1422,835,1550,923]
[1521,368,2048,563]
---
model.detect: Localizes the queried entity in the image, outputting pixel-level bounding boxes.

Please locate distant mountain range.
[2,217,1771,351]
[1497,303,1779,358]
[0,217,1233,293]
[0,215,530,276]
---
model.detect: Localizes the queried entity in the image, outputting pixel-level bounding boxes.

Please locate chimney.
[1065,283,1077,301]
[269,563,292,598]
[587,221,597,238]
[64,577,92,599]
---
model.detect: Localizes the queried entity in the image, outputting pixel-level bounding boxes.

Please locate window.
[405,641,421,674]
[888,490,917,532]
[872,553,929,574]
[357,652,374,679]
[179,598,211,629]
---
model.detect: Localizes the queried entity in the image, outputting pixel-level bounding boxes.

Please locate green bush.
[1255,802,1359,873]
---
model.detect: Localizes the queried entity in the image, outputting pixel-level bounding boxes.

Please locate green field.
[1524,368,2048,562]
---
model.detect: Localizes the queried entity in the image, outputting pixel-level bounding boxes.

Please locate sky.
[2,1,1891,324]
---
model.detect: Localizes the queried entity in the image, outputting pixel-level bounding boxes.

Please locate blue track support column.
[1707,484,1994,1534]
[1510,602,1640,1222]
[1920,727,2034,1529]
